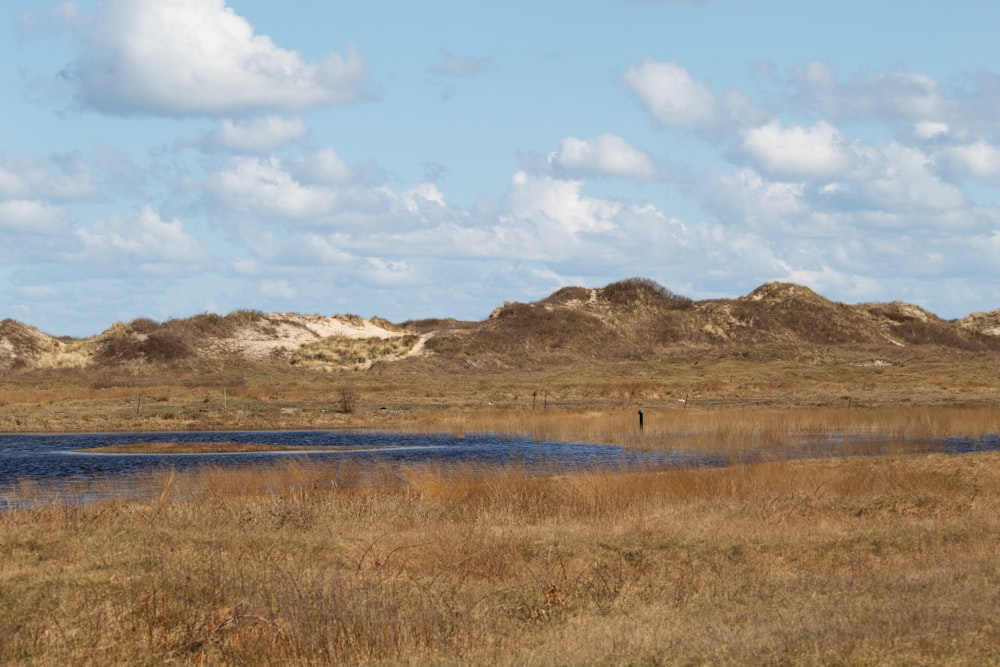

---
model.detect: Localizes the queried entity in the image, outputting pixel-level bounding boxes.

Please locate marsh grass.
[401,404,1000,458]
[2,341,999,434]
[2,350,1000,663]
[2,451,1000,665]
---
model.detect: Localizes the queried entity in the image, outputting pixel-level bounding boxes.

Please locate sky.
[3,1,1000,337]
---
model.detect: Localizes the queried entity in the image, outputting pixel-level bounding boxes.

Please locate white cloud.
[742,121,853,179]
[261,169,684,270]
[864,70,948,120]
[71,206,209,267]
[297,234,354,264]
[791,62,950,122]
[68,0,369,116]
[0,154,99,201]
[776,262,882,299]
[736,119,965,214]
[549,134,658,181]
[914,121,950,140]
[292,149,353,186]
[362,258,421,286]
[506,171,620,236]
[208,157,338,220]
[402,182,446,213]
[204,116,309,152]
[0,200,70,234]
[209,156,459,230]
[860,143,964,211]
[623,58,718,128]
[939,140,1000,180]
[707,169,805,228]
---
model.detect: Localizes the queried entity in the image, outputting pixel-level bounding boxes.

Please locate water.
[0,430,683,505]
[1,430,997,509]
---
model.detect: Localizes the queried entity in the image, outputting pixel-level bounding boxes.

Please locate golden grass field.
[1,348,1000,665]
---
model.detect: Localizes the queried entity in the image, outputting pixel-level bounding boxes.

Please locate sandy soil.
[220,313,410,360]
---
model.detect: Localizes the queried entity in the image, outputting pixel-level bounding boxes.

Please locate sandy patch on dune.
[223,314,411,360]
[275,313,402,339]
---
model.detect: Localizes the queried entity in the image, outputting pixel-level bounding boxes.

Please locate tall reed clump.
[2,452,1000,665]
[404,405,1000,457]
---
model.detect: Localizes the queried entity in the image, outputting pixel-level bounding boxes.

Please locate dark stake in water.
[1,430,997,509]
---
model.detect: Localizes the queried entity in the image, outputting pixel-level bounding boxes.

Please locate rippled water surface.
[0,430,678,491]
[1,430,998,508]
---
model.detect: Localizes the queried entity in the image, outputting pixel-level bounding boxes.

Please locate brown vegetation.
[2,449,999,665]
[3,279,1000,374]
[2,278,1000,664]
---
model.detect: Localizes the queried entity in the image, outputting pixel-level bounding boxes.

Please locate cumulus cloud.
[711,138,966,237]
[939,140,1000,181]
[735,116,965,215]
[66,0,369,116]
[859,143,964,211]
[505,171,621,236]
[207,157,339,220]
[914,121,950,140]
[0,154,99,201]
[623,58,718,128]
[203,116,309,153]
[775,263,882,303]
[208,156,451,229]
[705,169,805,230]
[70,206,209,270]
[401,182,447,218]
[791,61,951,123]
[362,258,421,286]
[742,121,855,180]
[291,149,354,186]
[549,134,658,180]
[0,200,71,234]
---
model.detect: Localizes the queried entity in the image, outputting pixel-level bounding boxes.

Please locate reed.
[2,450,1000,665]
[398,404,1000,456]
[2,350,999,663]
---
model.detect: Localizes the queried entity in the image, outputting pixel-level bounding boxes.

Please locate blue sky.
[3,1,1000,337]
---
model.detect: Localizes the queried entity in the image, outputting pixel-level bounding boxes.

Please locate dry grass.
[291,334,421,370]
[422,404,1000,455]
[1,339,998,434]
[1,338,999,663]
[2,451,999,665]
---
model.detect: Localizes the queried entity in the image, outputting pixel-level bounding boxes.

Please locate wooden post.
[638,409,644,432]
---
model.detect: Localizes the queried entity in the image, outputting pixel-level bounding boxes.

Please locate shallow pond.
[1,429,998,508]
[0,430,679,485]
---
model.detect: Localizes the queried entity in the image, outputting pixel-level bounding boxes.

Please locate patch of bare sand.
[222,313,413,360]
[960,309,1000,337]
